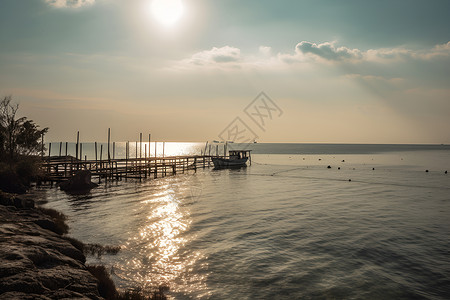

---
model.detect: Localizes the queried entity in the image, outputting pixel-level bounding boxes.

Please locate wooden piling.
[140,133,142,159]
[41,133,44,159]
[154,141,157,178]
[108,128,111,161]
[76,131,79,161]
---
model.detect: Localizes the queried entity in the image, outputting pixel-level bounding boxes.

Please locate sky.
[0,0,449,143]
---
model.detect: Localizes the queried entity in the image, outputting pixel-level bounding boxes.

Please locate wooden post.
[80,143,82,170]
[125,141,128,181]
[154,141,157,178]
[144,144,147,178]
[113,142,115,160]
[95,142,98,172]
[107,128,111,161]
[140,133,142,159]
[162,142,165,176]
[48,143,51,161]
[76,131,79,161]
[99,144,103,183]
[41,133,44,159]
[59,142,62,157]
[64,142,68,177]
[139,133,142,180]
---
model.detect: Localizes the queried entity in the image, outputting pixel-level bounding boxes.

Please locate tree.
[0,96,48,161]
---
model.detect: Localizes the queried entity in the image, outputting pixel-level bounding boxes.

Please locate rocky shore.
[0,193,103,299]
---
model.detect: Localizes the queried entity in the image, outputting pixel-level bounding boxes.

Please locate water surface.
[38,144,450,299]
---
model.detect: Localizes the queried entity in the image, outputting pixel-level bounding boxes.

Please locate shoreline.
[0,191,167,300]
[0,192,103,299]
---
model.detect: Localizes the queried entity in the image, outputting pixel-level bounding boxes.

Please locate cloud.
[188,46,241,66]
[174,41,450,74]
[45,0,95,8]
[295,41,363,61]
[259,46,272,56]
[366,41,450,62]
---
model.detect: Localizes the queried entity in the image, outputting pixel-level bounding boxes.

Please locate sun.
[150,0,184,27]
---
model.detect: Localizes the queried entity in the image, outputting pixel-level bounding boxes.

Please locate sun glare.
[150,0,184,27]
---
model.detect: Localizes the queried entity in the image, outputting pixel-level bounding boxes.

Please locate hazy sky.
[1,0,449,143]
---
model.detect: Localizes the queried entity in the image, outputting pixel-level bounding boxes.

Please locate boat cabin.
[229,150,251,160]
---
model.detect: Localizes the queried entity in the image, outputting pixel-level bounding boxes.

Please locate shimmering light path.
[38,144,450,299]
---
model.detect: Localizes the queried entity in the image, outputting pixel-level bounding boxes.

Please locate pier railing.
[41,154,216,184]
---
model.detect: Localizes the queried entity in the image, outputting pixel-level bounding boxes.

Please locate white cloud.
[175,41,450,73]
[187,46,241,66]
[259,46,272,56]
[45,0,95,8]
[295,41,363,61]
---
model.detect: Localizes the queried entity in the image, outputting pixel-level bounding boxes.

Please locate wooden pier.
[41,154,216,184]
[39,130,234,185]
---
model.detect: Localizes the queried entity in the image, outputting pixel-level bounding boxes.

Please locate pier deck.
[41,154,215,184]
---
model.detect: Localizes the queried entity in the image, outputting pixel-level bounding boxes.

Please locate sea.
[34,143,450,299]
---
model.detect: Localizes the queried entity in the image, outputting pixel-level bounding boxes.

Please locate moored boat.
[212,150,251,168]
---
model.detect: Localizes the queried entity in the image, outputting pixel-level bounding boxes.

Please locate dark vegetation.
[87,265,167,300]
[0,96,48,194]
[37,206,70,235]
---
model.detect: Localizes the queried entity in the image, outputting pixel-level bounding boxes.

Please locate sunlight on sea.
[37,143,450,299]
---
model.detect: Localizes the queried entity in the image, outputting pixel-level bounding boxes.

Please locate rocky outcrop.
[59,170,98,193]
[0,199,103,299]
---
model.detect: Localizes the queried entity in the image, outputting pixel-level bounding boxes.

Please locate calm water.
[37,143,450,299]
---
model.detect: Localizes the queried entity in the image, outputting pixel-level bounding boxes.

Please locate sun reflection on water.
[116,178,208,297]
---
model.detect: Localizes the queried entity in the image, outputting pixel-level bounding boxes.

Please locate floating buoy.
[318,158,322,161]
[445,171,448,174]
[348,179,352,182]
[372,168,375,170]
[342,160,345,162]
[338,167,341,170]
[327,165,331,169]
[426,170,429,172]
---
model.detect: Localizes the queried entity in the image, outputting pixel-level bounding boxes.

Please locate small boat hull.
[212,157,248,169]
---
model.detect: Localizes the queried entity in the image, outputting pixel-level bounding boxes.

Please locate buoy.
[426,170,429,172]
[338,167,341,170]
[349,179,352,182]
[372,168,375,170]
[327,165,331,169]
[445,171,447,174]
[342,160,345,162]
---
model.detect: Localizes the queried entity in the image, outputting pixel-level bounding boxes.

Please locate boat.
[212,150,251,168]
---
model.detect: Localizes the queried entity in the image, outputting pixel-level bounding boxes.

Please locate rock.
[59,170,98,193]
[0,192,35,209]
[0,205,102,299]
